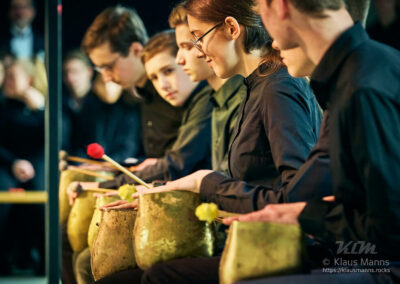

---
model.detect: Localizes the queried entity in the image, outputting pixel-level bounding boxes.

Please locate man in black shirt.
[223,0,400,282]
[81,5,183,159]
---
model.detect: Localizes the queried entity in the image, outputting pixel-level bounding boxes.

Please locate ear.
[275,0,290,20]
[129,42,144,57]
[224,16,241,40]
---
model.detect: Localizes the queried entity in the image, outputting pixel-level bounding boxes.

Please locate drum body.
[134,191,215,270]
[87,195,120,251]
[67,191,96,252]
[91,209,137,281]
[59,169,114,225]
[219,221,305,284]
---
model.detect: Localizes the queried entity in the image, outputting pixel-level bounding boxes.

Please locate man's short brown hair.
[168,1,188,28]
[141,30,178,64]
[82,5,148,56]
[266,0,369,21]
[266,0,344,16]
[345,0,370,26]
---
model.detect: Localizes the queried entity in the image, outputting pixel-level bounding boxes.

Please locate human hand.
[67,181,99,205]
[223,202,307,226]
[100,199,138,210]
[12,159,35,183]
[132,170,214,199]
[23,86,45,110]
[129,158,158,172]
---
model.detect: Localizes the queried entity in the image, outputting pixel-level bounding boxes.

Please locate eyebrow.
[159,64,174,73]
[148,63,174,78]
[179,41,194,47]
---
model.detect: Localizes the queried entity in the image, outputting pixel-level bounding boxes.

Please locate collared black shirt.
[298,23,400,260]
[101,82,213,188]
[63,91,142,163]
[200,65,322,213]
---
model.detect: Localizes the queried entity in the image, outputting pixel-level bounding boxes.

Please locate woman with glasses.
[132,0,322,212]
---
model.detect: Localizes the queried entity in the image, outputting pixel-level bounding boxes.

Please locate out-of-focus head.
[183,0,273,78]
[3,59,34,98]
[344,0,370,27]
[268,0,370,78]
[9,0,36,29]
[63,49,93,98]
[92,74,122,104]
[274,45,314,77]
[142,30,197,107]
[257,0,346,51]
[82,5,148,89]
[169,2,215,82]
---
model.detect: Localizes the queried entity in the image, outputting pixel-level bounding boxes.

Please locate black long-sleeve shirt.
[100,82,213,188]
[0,97,45,189]
[63,91,142,163]
[199,65,322,213]
[298,23,400,260]
[0,98,44,167]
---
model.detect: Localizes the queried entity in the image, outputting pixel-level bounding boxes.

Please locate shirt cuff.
[298,197,332,239]
[199,172,229,203]
[99,179,119,189]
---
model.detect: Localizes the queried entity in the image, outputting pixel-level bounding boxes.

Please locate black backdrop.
[0,0,181,54]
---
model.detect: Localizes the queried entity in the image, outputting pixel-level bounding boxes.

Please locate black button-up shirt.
[298,23,400,260]
[63,91,142,163]
[200,65,322,213]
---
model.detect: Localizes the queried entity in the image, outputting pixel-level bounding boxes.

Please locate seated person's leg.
[94,267,144,284]
[236,270,396,284]
[74,247,94,284]
[141,256,220,284]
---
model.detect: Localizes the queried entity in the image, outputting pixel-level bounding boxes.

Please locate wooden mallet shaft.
[68,166,114,181]
[102,155,151,189]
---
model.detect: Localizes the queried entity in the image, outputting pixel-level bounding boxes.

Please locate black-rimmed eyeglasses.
[191,22,223,52]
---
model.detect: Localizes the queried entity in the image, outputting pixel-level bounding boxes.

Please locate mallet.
[87,143,151,189]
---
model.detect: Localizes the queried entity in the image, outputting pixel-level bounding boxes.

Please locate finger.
[100,200,128,210]
[107,202,138,210]
[222,216,240,225]
[323,195,335,202]
[68,192,77,205]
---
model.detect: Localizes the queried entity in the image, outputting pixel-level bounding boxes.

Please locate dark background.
[0,0,398,55]
[0,0,182,54]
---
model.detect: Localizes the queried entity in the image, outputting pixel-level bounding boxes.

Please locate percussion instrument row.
[60,169,305,284]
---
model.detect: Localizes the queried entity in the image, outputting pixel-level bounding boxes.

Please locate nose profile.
[160,75,170,91]
[176,50,185,66]
[101,71,113,83]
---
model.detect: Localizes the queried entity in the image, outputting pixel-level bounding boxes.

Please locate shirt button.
[147,121,153,127]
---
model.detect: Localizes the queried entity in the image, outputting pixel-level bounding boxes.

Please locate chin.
[215,68,233,79]
[190,74,200,82]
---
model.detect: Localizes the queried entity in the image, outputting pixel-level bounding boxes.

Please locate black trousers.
[237,268,400,284]
[95,256,220,284]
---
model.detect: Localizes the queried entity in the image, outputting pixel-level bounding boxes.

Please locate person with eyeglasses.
[82,5,184,161]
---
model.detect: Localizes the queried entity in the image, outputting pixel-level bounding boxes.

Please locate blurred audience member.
[62,49,142,163]
[0,59,45,275]
[0,0,44,60]
[368,0,400,49]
